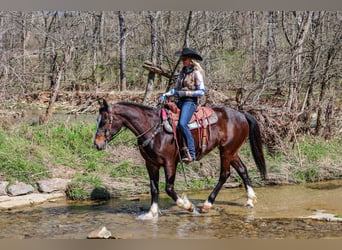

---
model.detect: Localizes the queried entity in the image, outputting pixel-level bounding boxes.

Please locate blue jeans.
[177,100,197,159]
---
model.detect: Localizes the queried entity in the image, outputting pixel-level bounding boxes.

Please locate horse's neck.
[116,104,158,137]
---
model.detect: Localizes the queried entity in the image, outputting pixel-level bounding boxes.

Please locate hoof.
[245,196,257,208]
[201,206,211,213]
[244,203,254,208]
[201,200,212,213]
[137,211,158,220]
[190,205,200,215]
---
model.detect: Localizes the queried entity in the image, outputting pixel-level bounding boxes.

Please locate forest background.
[0,11,341,199]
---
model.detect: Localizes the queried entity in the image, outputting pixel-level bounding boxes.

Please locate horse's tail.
[244,112,267,180]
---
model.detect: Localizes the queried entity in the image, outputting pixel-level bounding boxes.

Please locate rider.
[158,48,205,163]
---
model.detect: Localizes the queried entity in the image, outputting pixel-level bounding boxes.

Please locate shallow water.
[0,180,341,239]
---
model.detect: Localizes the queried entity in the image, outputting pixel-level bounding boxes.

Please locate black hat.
[174,47,203,61]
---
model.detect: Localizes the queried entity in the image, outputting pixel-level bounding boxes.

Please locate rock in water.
[0,182,8,196]
[37,178,70,193]
[7,182,34,196]
[87,226,112,239]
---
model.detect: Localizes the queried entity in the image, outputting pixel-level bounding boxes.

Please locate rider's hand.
[158,94,166,104]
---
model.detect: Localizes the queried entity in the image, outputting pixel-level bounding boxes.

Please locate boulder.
[37,178,70,193]
[87,226,112,239]
[0,181,8,196]
[7,182,34,196]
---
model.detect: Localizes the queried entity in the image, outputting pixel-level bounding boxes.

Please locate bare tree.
[44,44,75,123]
[166,11,193,91]
[143,11,159,104]
[252,11,277,104]
[282,11,313,112]
[118,11,127,91]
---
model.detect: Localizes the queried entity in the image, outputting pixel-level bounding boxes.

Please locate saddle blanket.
[161,103,218,133]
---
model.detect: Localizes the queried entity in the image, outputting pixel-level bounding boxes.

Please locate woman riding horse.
[159,48,206,163]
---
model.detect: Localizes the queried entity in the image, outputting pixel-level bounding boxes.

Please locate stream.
[0,180,341,239]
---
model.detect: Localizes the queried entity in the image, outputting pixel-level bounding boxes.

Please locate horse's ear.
[98,98,108,110]
[98,98,112,112]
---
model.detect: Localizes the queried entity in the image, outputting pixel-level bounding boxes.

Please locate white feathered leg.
[176,193,198,214]
[245,185,257,208]
[137,203,160,220]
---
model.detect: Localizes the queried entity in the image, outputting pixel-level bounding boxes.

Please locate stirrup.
[182,156,194,164]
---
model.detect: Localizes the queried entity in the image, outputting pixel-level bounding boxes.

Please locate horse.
[94,99,267,220]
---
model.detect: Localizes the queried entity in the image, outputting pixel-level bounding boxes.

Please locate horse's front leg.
[138,163,160,220]
[164,163,198,214]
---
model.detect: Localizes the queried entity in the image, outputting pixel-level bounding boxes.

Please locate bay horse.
[94,99,267,220]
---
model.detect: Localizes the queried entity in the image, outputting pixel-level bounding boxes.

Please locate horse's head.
[94,99,123,150]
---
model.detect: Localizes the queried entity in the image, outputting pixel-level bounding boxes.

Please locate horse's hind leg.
[231,156,257,208]
[202,149,232,213]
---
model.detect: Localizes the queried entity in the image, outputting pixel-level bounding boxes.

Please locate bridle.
[98,109,163,148]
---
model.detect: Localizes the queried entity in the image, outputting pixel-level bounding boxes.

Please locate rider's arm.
[177,71,205,97]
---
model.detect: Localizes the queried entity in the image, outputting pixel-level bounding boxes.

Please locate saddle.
[161,102,218,157]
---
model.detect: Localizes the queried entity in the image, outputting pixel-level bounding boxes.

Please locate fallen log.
[142,61,178,80]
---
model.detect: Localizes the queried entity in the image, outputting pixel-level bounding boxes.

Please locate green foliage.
[110,160,147,178]
[0,129,49,184]
[66,173,104,200]
[20,122,106,169]
[292,167,320,183]
[265,151,284,173]
[298,136,340,163]
[0,121,109,184]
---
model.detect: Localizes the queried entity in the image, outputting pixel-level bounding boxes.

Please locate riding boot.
[181,147,194,164]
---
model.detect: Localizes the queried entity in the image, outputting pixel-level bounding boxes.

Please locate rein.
[107,111,162,148]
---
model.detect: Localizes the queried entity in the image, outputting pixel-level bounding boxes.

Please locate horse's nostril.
[94,143,100,150]
[94,142,106,151]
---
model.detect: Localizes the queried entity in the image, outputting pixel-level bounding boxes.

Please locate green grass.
[298,136,340,163]
[0,129,49,184]
[0,121,108,184]
[1,117,341,197]
[110,160,147,178]
[66,173,105,200]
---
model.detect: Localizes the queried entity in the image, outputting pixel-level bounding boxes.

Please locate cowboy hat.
[174,47,203,61]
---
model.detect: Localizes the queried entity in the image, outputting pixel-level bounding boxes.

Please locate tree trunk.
[285,11,313,112]
[166,11,193,91]
[315,36,341,135]
[300,12,322,131]
[183,11,193,48]
[203,11,212,80]
[252,11,277,104]
[249,11,257,83]
[42,11,58,89]
[118,11,127,91]
[143,11,159,104]
[44,45,74,123]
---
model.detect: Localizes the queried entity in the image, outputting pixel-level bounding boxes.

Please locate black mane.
[116,101,157,111]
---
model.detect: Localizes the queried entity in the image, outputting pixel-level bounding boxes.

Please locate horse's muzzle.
[94,142,106,150]
[94,137,107,150]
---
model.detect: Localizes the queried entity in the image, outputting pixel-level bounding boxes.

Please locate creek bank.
[0,192,65,209]
[0,178,70,210]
